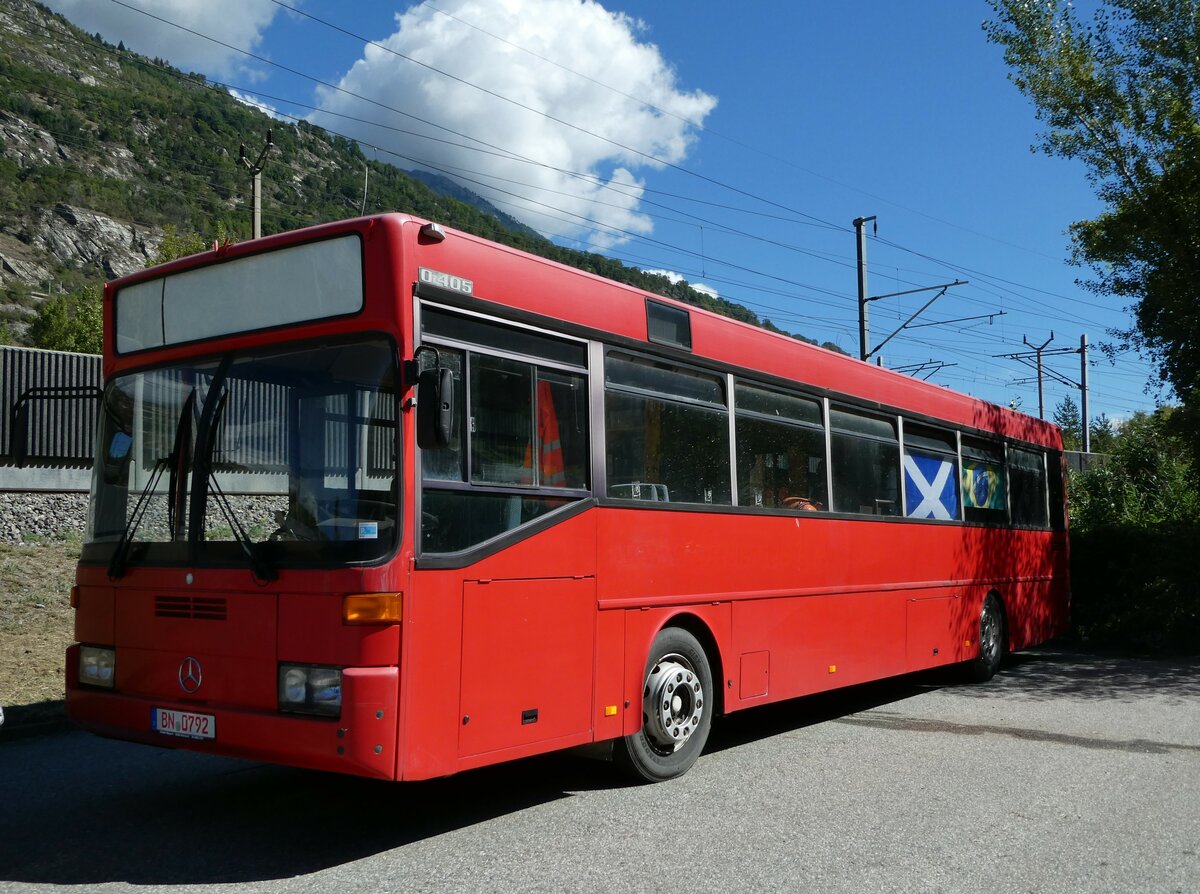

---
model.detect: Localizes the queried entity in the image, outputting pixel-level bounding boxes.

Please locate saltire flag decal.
[962,460,1004,510]
[903,451,959,520]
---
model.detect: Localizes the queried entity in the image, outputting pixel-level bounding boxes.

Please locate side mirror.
[416,367,454,449]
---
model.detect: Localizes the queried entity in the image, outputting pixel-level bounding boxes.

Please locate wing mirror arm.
[409,346,454,450]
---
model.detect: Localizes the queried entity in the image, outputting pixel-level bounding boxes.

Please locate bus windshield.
[83,336,399,570]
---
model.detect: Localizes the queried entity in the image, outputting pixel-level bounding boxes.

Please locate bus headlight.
[278,664,342,717]
[79,646,116,688]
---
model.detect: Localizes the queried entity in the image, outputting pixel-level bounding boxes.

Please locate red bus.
[66,213,1069,782]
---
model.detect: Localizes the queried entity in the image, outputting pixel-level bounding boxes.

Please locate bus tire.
[967,593,1005,682]
[615,626,713,783]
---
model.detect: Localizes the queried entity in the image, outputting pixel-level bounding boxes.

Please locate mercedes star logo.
[178,656,203,694]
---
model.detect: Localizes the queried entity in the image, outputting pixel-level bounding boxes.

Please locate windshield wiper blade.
[167,388,196,541]
[194,386,277,583]
[109,388,197,580]
[107,456,167,580]
[207,470,278,583]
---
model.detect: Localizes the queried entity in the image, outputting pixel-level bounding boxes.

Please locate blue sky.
[44,0,1160,425]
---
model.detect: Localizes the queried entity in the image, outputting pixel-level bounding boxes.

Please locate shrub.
[1068,409,1200,652]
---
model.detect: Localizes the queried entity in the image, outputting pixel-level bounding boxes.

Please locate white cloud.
[44,0,282,77]
[307,0,716,249]
[643,268,720,300]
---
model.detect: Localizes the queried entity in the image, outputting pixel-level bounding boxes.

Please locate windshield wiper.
[107,456,167,579]
[192,385,278,583]
[109,388,196,579]
[207,468,278,583]
[167,387,196,541]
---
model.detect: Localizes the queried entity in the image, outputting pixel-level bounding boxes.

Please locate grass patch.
[0,540,79,709]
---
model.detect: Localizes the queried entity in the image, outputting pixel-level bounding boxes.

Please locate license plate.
[152,707,216,740]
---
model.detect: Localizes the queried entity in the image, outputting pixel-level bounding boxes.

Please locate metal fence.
[1065,450,1111,474]
[1,346,101,489]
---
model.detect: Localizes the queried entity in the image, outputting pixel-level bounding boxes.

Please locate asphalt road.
[1,648,1196,894]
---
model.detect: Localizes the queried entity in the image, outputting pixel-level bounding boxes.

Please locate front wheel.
[615,627,713,782]
[966,594,1005,682]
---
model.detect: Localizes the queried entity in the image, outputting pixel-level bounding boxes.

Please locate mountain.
[0,0,843,354]
[403,168,543,240]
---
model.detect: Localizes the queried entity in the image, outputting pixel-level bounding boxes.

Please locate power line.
[5,3,1161,410]
[111,0,844,230]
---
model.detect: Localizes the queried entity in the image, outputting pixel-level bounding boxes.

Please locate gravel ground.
[0,492,89,544]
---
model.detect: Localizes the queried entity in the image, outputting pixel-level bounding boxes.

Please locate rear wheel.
[615,627,713,782]
[967,594,1005,682]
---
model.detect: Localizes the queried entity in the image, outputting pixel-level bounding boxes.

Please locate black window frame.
[734,381,828,511]
[603,348,732,506]
[645,298,692,351]
[961,436,1008,525]
[417,304,591,558]
[1008,444,1050,530]
[828,405,901,517]
[901,421,961,522]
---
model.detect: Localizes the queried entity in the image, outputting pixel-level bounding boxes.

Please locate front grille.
[155,595,227,621]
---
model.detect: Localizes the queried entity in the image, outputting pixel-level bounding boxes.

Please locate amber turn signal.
[343,592,403,625]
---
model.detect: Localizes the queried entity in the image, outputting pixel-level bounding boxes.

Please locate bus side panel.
[905,591,971,672]
[398,569,463,781]
[399,511,598,781]
[595,509,1066,718]
[1004,559,1071,651]
[594,608,626,743]
[729,592,907,708]
[458,576,595,757]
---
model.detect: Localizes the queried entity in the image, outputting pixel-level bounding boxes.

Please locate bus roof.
[106,212,1062,450]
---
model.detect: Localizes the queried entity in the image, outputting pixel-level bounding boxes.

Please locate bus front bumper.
[66,657,399,781]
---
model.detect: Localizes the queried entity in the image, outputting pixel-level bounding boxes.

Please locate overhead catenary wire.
[5,3,1160,412]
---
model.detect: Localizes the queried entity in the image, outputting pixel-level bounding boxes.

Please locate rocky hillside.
[0,0,842,352]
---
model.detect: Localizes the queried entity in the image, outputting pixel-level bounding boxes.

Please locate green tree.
[1070,408,1197,530]
[985,1,1200,451]
[27,287,102,354]
[1089,412,1118,453]
[1067,407,1199,651]
[151,223,230,266]
[0,320,14,346]
[1053,395,1082,450]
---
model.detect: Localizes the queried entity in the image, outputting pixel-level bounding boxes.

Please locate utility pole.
[854,215,876,361]
[1023,333,1054,419]
[240,129,273,239]
[1080,334,1090,452]
[998,334,1092,442]
[853,215,969,364]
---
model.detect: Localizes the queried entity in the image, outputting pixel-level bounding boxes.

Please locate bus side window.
[418,340,589,554]
[902,423,960,521]
[1009,446,1049,528]
[961,437,1006,524]
[604,354,731,506]
[734,383,826,510]
[1047,451,1066,530]
[470,355,534,485]
[829,407,900,516]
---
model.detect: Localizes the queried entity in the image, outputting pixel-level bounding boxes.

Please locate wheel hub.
[643,654,704,752]
[981,603,1000,662]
